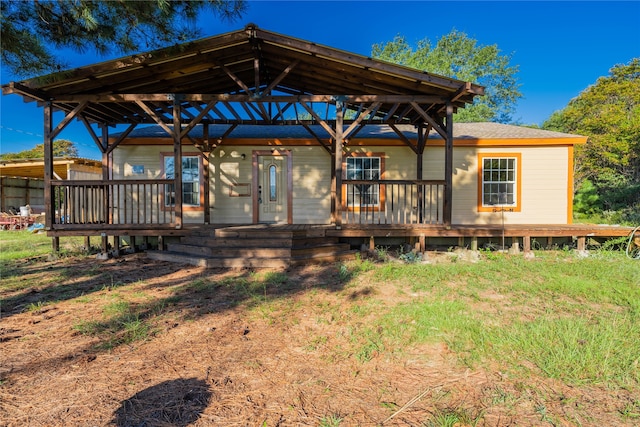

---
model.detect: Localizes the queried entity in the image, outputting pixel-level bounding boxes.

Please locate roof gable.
[2,25,483,128]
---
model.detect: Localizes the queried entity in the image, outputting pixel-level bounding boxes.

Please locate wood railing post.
[334,100,344,228]
[44,103,53,230]
[173,98,183,229]
[443,102,454,226]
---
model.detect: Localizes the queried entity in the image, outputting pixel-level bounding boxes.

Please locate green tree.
[371,30,522,123]
[543,58,640,213]
[1,0,246,77]
[0,139,79,160]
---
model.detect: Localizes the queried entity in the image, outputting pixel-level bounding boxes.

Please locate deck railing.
[342,179,445,225]
[50,180,176,230]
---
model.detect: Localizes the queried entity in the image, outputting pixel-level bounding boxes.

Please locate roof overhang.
[2,25,484,130]
[0,158,102,179]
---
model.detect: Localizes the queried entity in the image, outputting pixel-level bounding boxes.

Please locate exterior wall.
[0,177,45,213]
[211,146,333,224]
[68,166,101,180]
[113,146,204,224]
[424,145,570,225]
[114,142,572,226]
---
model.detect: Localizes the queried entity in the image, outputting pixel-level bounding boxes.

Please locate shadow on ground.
[112,378,211,427]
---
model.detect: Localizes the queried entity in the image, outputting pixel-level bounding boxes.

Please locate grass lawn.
[1,230,639,426]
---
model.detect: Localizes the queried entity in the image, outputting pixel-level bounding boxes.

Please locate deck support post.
[419,234,425,252]
[416,124,427,223]
[333,99,344,228]
[52,236,60,253]
[84,236,91,252]
[443,102,454,226]
[173,98,183,229]
[203,123,211,225]
[523,236,531,253]
[471,236,478,251]
[369,236,375,251]
[577,236,586,251]
[101,233,109,254]
[113,235,121,257]
[43,103,53,230]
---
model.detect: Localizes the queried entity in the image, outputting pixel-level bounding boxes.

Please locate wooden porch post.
[43,102,53,231]
[417,124,426,223]
[173,98,183,229]
[101,125,111,225]
[334,100,344,228]
[443,102,454,226]
[202,123,211,225]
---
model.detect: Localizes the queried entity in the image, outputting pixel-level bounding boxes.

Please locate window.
[478,153,521,212]
[345,155,383,210]
[163,154,202,209]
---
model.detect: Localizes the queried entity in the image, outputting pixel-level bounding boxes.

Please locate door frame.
[252,149,293,224]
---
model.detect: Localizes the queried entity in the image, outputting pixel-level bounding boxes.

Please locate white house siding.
[113,146,204,224]
[437,145,570,225]
[210,146,333,224]
[290,146,333,224]
[114,141,571,226]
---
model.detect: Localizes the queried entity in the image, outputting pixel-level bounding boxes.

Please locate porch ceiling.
[2,25,484,127]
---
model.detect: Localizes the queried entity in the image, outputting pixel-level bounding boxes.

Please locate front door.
[255,153,290,224]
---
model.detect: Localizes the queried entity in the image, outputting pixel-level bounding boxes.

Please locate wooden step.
[149,224,352,269]
[180,235,338,248]
[166,243,293,258]
[146,251,290,268]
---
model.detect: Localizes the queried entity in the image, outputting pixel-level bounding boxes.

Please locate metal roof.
[2,25,484,127]
[0,157,102,179]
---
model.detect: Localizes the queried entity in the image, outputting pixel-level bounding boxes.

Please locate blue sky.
[1,0,638,159]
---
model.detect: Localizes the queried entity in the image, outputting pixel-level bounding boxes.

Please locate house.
[112,122,586,226]
[1,25,631,260]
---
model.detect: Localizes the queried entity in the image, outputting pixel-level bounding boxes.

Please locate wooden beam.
[301,124,332,154]
[173,100,183,229]
[135,100,174,135]
[79,115,105,153]
[410,102,447,139]
[106,123,137,155]
[203,124,211,225]
[443,103,454,226]
[299,101,336,140]
[180,100,218,138]
[53,93,452,104]
[44,103,53,230]
[334,100,344,228]
[389,123,418,154]
[261,60,300,96]
[50,100,88,140]
[221,64,253,95]
[253,28,480,92]
[343,102,381,139]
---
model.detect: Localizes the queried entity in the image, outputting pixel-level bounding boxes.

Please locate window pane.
[165,158,175,179]
[269,164,277,201]
[164,156,200,206]
[482,157,517,207]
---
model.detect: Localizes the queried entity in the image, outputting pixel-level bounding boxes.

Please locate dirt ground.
[0,253,637,426]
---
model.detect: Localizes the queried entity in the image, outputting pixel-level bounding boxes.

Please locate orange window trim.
[160,151,205,212]
[477,152,522,213]
[342,152,386,212]
[567,146,574,224]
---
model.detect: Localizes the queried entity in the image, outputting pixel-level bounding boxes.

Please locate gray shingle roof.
[115,122,585,141]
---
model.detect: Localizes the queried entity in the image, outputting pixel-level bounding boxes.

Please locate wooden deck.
[45,222,637,266]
